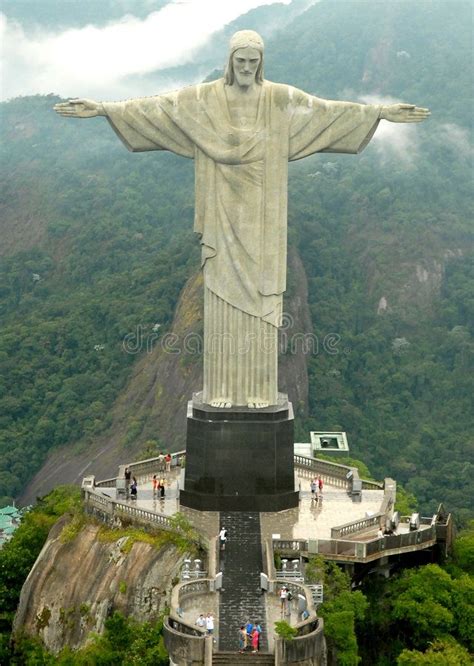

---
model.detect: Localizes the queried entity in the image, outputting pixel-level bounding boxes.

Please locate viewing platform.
[81,451,451,665]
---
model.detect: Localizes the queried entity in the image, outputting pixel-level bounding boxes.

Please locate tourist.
[124,467,131,497]
[245,619,254,642]
[219,526,228,550]
[195,613,206,629]
[165,452,172,472]
[279,586,288,611]
[310,478,317,500]
[158,451,165,472]
[255,622,262,650]
[318,475,323,494]
[130,477,137,499]
[238,625,247,653]
[251,626,259,653]
[152,474,158,498]
[160,478,166,500]
[206,612,214,635]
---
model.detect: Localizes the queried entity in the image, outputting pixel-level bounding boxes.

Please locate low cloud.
[0,0,291,101]
[358,93,421,166]
[438,122,473,159]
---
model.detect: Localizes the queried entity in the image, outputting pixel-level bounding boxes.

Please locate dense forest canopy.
[0,0,473,521]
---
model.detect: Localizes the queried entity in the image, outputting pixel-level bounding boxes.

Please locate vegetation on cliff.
[12,612,168,665]
[0,486,81,661]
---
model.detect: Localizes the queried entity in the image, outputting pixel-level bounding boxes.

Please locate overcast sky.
[0,0,301,101]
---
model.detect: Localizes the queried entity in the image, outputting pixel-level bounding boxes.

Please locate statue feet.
[247,399,270,409]
[210,398,232,409]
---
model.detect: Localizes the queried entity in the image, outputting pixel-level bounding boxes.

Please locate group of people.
[310,475,324,503]
[157,451,172,472]
[239,620,262,653]
[123,451,174,501]
[195,612,214,635]
[152,474,167,500]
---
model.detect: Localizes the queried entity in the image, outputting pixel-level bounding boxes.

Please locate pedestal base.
[180,393,299,512]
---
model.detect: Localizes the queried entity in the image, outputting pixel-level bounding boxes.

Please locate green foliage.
[397,638,472,665]
[274,620,298,641]
[0,486,81,662]
[96,512,200,557]
[11,612,169,665]
[305,557,366,664]
[359,562,474,663]
[315,454,374,481]
[324,611,359,666]
[394,485,418,516]
[452,520,474,575]
[1,1,472,525]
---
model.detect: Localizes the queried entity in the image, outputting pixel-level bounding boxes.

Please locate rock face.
[19,246,312,505]
[13,515,184,653]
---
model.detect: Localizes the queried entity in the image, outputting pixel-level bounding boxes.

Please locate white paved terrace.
[98,467,386,541]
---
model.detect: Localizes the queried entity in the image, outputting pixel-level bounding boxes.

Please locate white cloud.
[0,0,292,101]
[359,93,421,166]
[438,122,473,158]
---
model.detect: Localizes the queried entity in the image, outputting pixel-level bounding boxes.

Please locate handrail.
[293,454,384,491]
[273,522,438,562]
[165,615,204,638]
[330,477,395,539]
[83,488,205,548]
[274,615,325,665]
[170,578,214,624]
[95,450,186,487]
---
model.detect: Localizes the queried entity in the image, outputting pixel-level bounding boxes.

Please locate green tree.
[397,638,471,665]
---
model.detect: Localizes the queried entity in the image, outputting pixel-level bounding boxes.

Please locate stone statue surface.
[55,30,429,409]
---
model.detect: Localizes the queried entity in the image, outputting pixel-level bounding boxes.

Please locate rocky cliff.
[13,515,184,653]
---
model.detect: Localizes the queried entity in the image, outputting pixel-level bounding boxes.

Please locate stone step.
[218,512,268,652]
[213,651,274,665]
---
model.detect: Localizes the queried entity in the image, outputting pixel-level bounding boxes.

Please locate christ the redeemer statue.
[55,30,429,410]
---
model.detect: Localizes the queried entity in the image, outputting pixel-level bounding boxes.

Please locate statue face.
[231,47,261,88]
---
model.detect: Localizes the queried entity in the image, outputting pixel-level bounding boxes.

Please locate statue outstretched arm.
[380,103,430,123]
[54,98,106,118]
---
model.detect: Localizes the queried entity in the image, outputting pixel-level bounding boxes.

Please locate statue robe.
[103,79,380,405]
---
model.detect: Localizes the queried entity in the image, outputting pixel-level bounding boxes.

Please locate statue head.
[224,30,264,85]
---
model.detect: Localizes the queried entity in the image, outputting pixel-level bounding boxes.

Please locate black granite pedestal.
[180,393,299,511]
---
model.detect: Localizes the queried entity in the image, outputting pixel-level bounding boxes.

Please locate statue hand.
[54,98,105,118]
[380,103,430,123]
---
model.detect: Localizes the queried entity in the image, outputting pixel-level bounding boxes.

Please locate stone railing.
[83,488,204,547]
[331,514,382,539]
[94,450,186,488]
[166,577,217,665]
[330,478,395,539]
[163,616,212,666]
[273,520,438,563]
[169,578,214,621]
[294,454,383,491]
[275,617,325,666]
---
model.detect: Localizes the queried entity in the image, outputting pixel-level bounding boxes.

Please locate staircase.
[217,512,268,654]
[212,652,274,665]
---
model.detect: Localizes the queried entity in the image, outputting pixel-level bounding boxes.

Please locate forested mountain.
[1,0,473,522]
